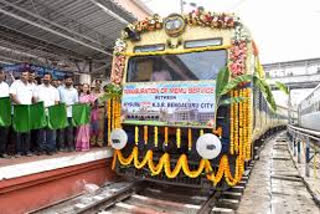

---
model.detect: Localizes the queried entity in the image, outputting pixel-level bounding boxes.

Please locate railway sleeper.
[217,198,240,210]
[212,207,235,214]
[229,185,245,194]
[221,191,242,200]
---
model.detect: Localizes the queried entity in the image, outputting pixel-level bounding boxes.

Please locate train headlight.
[196,134,222,160]
[164,14,186,37]
[110,129,128,150]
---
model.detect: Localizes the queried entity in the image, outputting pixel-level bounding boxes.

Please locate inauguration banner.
[122,81,216,128]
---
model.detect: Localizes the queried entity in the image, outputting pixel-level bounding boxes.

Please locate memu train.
[107,9,287,189]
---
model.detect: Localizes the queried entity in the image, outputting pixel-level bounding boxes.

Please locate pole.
[288,86,291,124]
[293,137,296,156]
[305,137,310,177]
[297,138,301,163]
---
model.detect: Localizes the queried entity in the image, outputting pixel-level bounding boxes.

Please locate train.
[298,84,320,131]
[107,9,288,189]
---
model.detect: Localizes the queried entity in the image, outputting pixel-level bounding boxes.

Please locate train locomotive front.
[107,10,286,189]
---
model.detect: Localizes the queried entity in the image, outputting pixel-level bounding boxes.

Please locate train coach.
[106,9,288,189]
[298,84,320,131]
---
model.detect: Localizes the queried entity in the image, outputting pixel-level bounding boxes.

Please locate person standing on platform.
[90,80,104,147]
[10,70,34,157]
[0,68,10,158]
[75,83,94,152]
[58,75,78,152]
[34,73,60,155]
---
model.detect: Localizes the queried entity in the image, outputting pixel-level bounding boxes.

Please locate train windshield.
[127,50,227,82]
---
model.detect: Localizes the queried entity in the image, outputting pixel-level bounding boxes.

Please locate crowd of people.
[0,66,109,159]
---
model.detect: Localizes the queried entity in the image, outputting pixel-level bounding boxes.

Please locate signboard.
[2,63,71,79]
[122,81,216,128]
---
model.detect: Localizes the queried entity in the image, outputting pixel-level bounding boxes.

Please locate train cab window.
[184,38,222,48]
[134,44,165,53]
[127,50,227,82]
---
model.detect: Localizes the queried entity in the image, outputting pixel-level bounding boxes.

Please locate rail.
[287,125,320,177]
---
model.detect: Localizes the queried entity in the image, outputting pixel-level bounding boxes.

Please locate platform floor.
[238,133,320,214]
[0,147,113,180]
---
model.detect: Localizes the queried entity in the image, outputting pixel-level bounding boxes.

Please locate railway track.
[32,134,280,214]
[71,164,253,214]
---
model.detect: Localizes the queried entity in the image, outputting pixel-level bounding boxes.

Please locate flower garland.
[111,39,127,85]
[164,127,168,147]
[111,54,126,85]
[186,10,237,29]
[176,128,181,149]
[121,10,243,41]
[112,146,244,186]
[234,90,239,154]
[245,88,252,160]
[154,126,158,147]
[213,127,223,137]
[122,14,163,40]
[114,98,121,128]
[229,40,248,77]
[112,146,248,186]
[144,126,148,145]
[188,128,192,151]
[107,99,111,146]
[111,98,115,130]
[239,89,244,158]
[230,91,234,155]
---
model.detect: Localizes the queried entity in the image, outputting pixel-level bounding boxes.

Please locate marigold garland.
[111,98,115,130]
[230,91,234,155]
[114,98,121,128]
[213,127,222,137]
[188,128,192,151]
[164,127,168,147]
[107,99,111,146]
[113,146,245,186]
[246,88,253,160]
[154,126,158,147]
[239,89,243,158]
[176,128,181,148]
[234,90,239,154]
[144,126,148,145]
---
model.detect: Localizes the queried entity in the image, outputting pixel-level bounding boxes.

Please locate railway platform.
[238,132,320,214]
[0,147,115,214]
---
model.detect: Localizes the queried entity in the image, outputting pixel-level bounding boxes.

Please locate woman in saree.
[75,83,95,151]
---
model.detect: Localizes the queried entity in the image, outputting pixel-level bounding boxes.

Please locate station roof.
[0,0,141,75]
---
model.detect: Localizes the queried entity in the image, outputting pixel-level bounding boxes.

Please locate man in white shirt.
[34,73,60,155]
[0,68,10,158]
[10,70,34,157]
[58,75,78,152]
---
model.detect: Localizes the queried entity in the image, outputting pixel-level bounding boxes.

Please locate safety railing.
[287,125,320,178]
